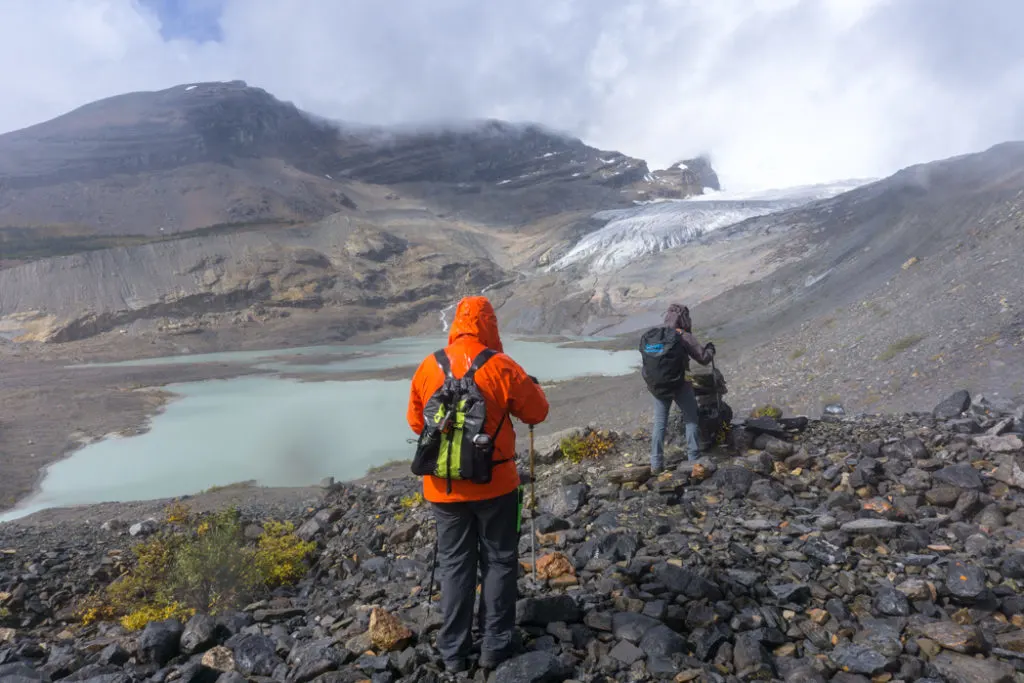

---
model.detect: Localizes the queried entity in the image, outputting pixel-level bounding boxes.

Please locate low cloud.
[2,0,1023,190]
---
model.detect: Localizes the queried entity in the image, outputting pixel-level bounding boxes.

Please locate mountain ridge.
[0,81,715,237]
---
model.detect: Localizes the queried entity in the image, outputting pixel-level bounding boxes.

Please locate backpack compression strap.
[443,348,516,470]
[464,348,498,379]
[433,350,454,379]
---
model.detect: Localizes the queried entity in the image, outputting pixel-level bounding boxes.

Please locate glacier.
[550,179,873,272]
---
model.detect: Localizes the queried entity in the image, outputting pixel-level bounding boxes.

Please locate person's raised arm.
[506,363,549,426]
[680,331,714,366]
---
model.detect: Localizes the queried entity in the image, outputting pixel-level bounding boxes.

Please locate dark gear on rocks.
[407,295,549,672]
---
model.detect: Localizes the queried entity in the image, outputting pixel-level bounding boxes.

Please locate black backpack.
[639,326,688,399]
[410,348,509,493]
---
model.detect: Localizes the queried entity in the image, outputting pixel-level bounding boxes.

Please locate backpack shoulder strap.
[463,348,498,380]
[433,349,454,379]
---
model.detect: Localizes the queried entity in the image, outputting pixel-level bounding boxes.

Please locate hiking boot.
[650,463,664,475]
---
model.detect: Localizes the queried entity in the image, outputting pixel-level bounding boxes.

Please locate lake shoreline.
[0,336,647,526]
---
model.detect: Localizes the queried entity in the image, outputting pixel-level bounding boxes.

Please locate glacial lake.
[1,336,638,522]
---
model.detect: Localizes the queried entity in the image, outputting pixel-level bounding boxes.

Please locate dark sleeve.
[680,332,713,366]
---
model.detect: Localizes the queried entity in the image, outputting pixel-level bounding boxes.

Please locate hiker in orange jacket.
[407,296,548,672]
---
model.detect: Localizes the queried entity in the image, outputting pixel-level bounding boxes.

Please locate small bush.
[750,404,783,419]
[877,334,925,361]
[789,348,806,360]
[560,430,615,464]
[399,492,423,509]
[77,507,316,630]
[120,603,194,631]
[164,502,192,525]
[255,521,316,587]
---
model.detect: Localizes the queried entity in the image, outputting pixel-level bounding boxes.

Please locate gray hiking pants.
[650,381,701,469]
[430,489,519,664]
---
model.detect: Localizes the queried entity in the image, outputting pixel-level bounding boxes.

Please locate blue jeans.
[650,382,700,469]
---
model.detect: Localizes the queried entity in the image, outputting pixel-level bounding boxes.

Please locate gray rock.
[839,518,904,537]
[733,631,773,679]
[932,464,982,489]
[541,484,587,517]
[611,612,660,643]
[829,644,890,675]
[608,640,645,665]
[493,651,572,683]
[128,519,158,537]
[295,518,323,541]
[802,538,847,565]
[873,586,910,616]
[287,638,347,683]
[934,390,971,419]
[516,596,581,626]
[946,560,987,601]
[709,466,755,498]
[769,583,811,604]
[930,650,1014,683]
[637,624,686,657]
[652,563,723,600]
[181,613,224,654]
[974,434,1024,453]
[230,634,283,677]
[1002,553,1024,579]
[914,621,985,654]
[137,618,183,666]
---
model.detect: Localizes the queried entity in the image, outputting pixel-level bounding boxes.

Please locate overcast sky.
[2,0,1023,190]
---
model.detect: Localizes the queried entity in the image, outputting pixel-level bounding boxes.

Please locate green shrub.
[77,507,315,630]
[399,492,423,509]
[560,430,616,464]
[789,348,806,360]
[750,404,783,419]
[877,334,925,361]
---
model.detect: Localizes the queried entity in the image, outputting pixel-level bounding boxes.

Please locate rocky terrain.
[1,390,1024,682]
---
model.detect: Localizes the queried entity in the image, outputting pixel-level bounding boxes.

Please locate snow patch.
[551,179,873,273]
[804,268,834,288]
[185,85,197,91]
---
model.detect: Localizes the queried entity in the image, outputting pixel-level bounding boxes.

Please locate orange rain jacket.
[407,296,549,503]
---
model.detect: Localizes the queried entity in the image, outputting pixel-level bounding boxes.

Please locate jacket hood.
[664,303,692,333]
[448,296,504,352]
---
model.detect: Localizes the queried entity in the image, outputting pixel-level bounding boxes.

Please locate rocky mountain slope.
[490,142,1024,416]
[0,80,714,238]
[0,81,717,345]
[1,391,1023,682]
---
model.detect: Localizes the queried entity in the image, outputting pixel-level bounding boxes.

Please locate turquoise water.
[1,337,637,522]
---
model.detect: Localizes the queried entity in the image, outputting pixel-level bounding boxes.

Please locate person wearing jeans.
[651,380,702,470]
[647,303,715,472]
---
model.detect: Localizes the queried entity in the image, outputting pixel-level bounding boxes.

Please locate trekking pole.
[710,355,722,414]
[529,424,537,583]
[426,531,438,614]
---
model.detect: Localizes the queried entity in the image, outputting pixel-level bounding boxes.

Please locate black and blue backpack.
[638,326,688,399]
